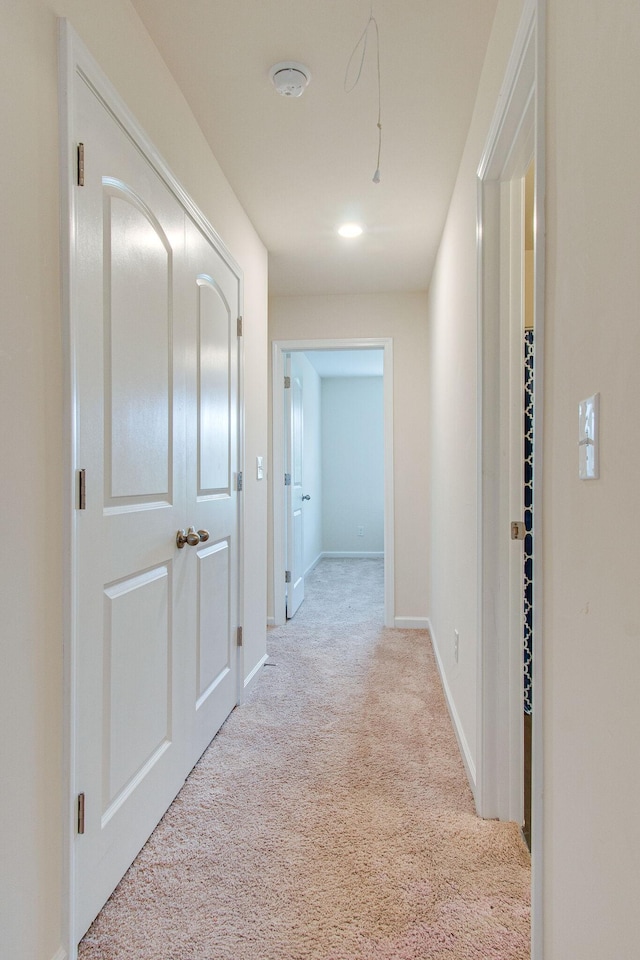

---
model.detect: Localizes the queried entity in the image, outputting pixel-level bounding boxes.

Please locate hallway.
[79,560,530,960]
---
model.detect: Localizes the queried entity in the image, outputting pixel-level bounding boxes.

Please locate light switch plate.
[578,393,599,480]
[256,456,264,481]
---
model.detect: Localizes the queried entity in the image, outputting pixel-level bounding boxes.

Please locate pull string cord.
[344,7,383,184]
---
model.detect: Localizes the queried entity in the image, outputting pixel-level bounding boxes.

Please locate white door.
[285,359,305,617]
[72,73,239,940]
[183,219,240,766]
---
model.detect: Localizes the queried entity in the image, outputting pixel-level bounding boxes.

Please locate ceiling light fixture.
[269,61,311,98]
[338,223,364,238]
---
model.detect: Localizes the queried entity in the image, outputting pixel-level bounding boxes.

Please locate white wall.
[321,377,384,554]
[269,292,430,624]
[428,0,640,955]
[290,353,322,573]
[543,1,640,955]
[425,0,525,789]
[0,2,267,959]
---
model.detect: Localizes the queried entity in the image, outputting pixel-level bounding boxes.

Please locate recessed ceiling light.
[338,223,364,238]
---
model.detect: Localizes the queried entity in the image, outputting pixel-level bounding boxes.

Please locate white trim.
[531,4,546,958]
[476,0,544,956]
[271,338,395,629]
[393,616,429,630]
[266,616,276,627]
[236,258,246,708]
[304,553,324,577]
[50,948,68,960]
[476,0,535,818]
[320,551,384,560]
[272,341,286,625]
[241,654,269,700]
[427,619,477,792]
[58,20,78,958]
[382,342,395,629]
[59,20,245,957]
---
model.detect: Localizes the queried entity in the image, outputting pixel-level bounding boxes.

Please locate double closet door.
[72,70,241,940]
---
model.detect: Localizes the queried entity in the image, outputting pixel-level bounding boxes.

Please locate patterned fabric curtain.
[523,330,534,715]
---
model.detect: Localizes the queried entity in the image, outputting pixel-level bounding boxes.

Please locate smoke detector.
[269,61,311,98]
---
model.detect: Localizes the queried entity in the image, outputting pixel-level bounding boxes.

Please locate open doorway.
[476,0,544,953]
[284,349,385,620]
[272,338,394,628]
[523,160,535,851]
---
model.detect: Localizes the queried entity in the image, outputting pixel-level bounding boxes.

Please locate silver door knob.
[176,526,201,549]
[197,529,210,542]
[302,494,311,501]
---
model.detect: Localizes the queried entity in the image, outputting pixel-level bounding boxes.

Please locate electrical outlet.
[454,629,459,664]
[357,525,364,537]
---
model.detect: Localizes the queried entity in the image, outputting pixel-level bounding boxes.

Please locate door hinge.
[284,473,291,487]
[511,520,526,541]
[237,625,243,647]
[237,316,243,337]
[285,570,292,583]
[284,376,291,389]
[237,471,243,492]
[78,469,87,510]
[77,143,85,186]
[77,793,85,835]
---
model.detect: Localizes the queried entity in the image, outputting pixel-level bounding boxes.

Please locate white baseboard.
[304,553,323,577]
[394,616,430,629]
[242,654,268,700]
[266,616,276,627]
[320,551,384,559]
[427,618,477,792]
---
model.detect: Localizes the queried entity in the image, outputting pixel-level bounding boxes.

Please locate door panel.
[196,539,231,706]
[74,76,188,940]
[197,279,231,495]
[184,220,239,766]
[105,187,172,503]
[102,566,172,820]
[72,73,239,941]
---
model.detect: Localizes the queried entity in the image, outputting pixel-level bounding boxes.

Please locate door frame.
[271,338,394,628]
[284,354,305,618]
[476,0,544,955]
[59,20,245,956]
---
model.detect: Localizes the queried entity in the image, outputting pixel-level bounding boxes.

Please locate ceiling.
[131,0,499,297]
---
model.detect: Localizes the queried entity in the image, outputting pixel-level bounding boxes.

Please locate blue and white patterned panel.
[523,330,534,715]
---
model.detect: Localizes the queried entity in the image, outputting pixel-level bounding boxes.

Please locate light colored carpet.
[80,559,530,959]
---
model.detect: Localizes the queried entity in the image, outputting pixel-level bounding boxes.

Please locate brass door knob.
[197,529,210,543]
[176,526,201,549]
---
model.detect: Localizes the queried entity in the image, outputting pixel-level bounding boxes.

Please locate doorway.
[285,349,385,619]
[272,339,394,628]
[476,0,544,954]
[523,160,535,850]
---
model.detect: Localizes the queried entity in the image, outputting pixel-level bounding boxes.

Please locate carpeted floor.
[79,558,530,960]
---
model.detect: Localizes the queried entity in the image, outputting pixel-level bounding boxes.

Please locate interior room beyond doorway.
[286,349,384,620]
[271,339,394,629]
